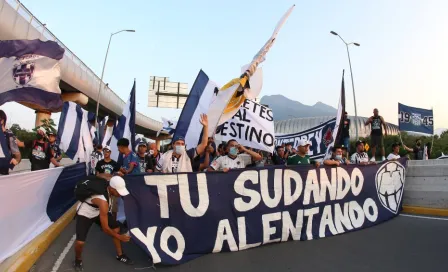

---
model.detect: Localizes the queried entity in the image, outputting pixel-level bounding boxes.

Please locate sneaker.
[370,157,376,162]
[73,260,83,271]
[381,156,386,161]
[116,254,134,265]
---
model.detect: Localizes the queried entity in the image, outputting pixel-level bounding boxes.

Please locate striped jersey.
[350,152,369,164]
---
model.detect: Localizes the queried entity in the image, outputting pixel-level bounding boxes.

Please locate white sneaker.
[370,157,376,162]
[381,156,386,161]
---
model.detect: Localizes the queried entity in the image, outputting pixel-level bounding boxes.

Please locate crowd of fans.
[0,109,433,271]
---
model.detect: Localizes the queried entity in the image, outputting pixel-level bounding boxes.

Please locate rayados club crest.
[375,161,405,214]
[12,55,36,86]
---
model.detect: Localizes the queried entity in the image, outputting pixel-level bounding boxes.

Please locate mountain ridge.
[260,94,337,120]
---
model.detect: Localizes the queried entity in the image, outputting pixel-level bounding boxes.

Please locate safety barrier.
[403,159,448,209]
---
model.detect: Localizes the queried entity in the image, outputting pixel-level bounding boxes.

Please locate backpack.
[74,176,109,207]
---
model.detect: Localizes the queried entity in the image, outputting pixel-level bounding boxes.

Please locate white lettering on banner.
[160,227,185,261]
[215,100,275,153]
[319,168,337,201]
[336,167,351,200]
[238,217,261,250]
[145,174,210,218]
[281,210,304,242]
[319,205,338,238]
[131,226,185,263]
[260,169,282,208]
[213,219,238,253]
[145,175,178,219]
[130,227,161,263]
[334,202,353,233]
[303,170,321,205]
[234,171,261,212]
[304,207,319,240]
[178,174,209,217]
[283,169,303,206]
[262,212,282,244]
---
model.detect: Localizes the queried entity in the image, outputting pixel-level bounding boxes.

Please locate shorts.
[371,135,384,148]
[76,214,119,242]
[110,195,119,213]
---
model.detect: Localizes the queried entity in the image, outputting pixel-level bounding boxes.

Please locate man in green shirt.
[287,139,320,167]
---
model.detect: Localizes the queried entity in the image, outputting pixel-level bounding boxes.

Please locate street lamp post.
[95,29,135,140]
[330,31,360,140]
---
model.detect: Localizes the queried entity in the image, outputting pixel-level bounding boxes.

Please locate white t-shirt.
[77,195,107,219]
[210,155,246,171]
[387,153,400,160]
[350,152,369,164]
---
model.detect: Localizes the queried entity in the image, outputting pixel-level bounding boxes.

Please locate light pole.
[95,29,135,139]
[330,31,360,140]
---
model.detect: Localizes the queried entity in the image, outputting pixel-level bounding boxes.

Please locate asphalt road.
[33,214,448,272]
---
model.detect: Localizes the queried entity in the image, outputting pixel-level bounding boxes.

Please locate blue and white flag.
[57,102,94,162]
[0,39,64,111]
[398,103,434,135]
[174,70,219,148]
[109,81,136,162]
[156,117,177,137]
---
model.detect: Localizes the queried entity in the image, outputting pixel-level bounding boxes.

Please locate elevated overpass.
[0,0,164,138]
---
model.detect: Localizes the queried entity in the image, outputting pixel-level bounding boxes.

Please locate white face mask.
[175,145,185,154]
[149,150,154,155]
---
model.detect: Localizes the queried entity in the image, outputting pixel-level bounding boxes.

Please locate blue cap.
[172,135,185,143]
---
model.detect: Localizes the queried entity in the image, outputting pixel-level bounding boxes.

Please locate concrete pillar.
[35,110,51,127]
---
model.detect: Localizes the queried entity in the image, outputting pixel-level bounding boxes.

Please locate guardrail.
[1,0,163,133]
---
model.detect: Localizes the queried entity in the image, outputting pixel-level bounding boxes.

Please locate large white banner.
[215,99,275,153]
[0,168,63,262]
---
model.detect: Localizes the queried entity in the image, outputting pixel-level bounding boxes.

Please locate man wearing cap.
[136,140,154,173]
[208,139,262,172]
[73,176,133,271]
[48,131,62,167]
[287,139,320,167]
[157,114,209,173]
[0,110,21,175]
[387,142,413,161]
[351,140,376,165]
[324,145,350,166]
[23,127,60,171]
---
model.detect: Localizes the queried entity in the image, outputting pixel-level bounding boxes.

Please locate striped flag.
[0,39,64,111]
[57,102,94,163]
[324,70,346,160]
[109,81,136,162]
[174,70,219,148]
[156,117,177,137]
[207,5,295,129]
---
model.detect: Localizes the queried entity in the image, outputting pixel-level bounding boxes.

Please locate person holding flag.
[156,114,209,173]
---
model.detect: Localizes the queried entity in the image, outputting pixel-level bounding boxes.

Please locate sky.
[2,0,448,131]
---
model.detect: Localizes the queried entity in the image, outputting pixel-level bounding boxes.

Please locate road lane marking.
[51,234,76,272]
[400,214,448,221]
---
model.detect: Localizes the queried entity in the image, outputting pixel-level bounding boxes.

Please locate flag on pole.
[174,70,220,148]
[0,39,64,111]
[207,5,295,130]
[398,103,434,135]
[324,70,346,160]
[57,102,93,163]
[156,117,177,137]
[109,81,137,162]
